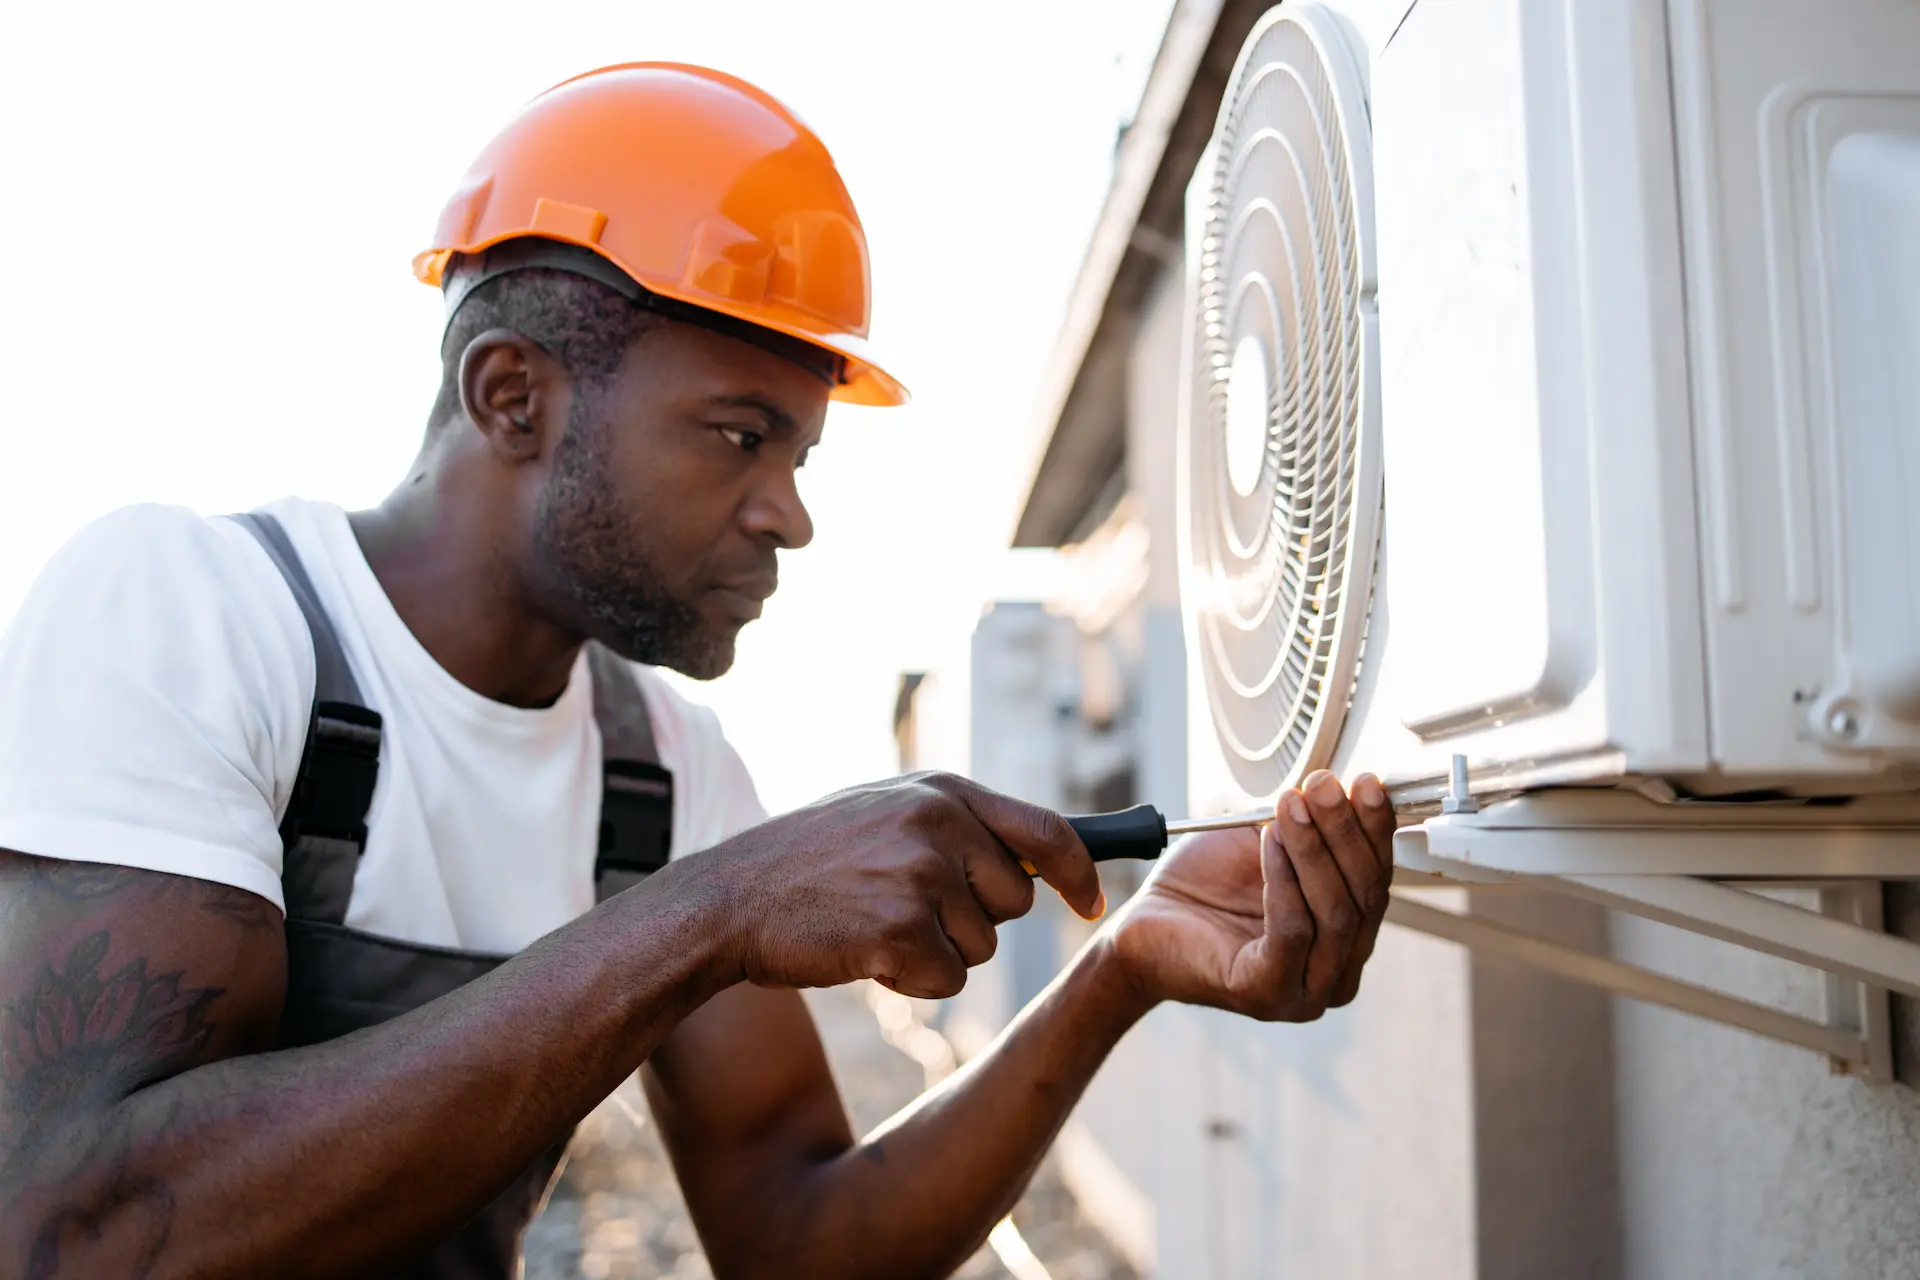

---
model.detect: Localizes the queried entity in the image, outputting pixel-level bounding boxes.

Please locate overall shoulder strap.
[585,643,674,902]
[584,642,658,761]
[230,511,382,925]
[230,511,365,706]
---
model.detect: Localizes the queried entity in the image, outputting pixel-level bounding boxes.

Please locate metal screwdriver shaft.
[1038,771,1435,872]
[1164,808,1275,836]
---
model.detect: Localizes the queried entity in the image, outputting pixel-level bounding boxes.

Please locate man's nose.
[741,470,814,550]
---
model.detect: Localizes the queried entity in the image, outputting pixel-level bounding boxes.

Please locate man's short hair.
[430,265,656,427]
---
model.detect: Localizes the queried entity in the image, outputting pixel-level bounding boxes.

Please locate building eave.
[1009,0,1274,549]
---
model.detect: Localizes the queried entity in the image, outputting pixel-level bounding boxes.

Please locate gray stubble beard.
[532,404,736,680]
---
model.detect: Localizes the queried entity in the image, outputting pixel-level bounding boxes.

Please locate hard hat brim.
[416,238,909,407]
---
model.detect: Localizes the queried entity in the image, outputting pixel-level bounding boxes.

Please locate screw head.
[1826,703,1862,741]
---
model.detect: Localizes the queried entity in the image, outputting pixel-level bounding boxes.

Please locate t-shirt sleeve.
[0,505,315,911]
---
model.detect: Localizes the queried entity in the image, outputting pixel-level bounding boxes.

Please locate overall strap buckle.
[597,760,674,880]
[279,701,383,924]
[284,702,383,850]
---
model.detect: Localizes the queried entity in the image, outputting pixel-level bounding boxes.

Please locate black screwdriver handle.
[1066,804,1169,863]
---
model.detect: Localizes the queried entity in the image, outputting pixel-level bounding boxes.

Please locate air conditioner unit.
[1176,0,1920,1076]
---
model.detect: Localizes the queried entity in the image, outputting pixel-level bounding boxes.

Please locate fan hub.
[1225,335,1273,498]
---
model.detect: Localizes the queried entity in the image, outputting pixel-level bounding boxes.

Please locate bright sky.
[0,0,1174,815]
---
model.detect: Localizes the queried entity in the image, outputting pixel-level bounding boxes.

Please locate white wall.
[1611,915,1920,1280]
[1195,918,1480,1279]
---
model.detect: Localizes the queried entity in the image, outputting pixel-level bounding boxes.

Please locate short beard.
[532,398,736,678]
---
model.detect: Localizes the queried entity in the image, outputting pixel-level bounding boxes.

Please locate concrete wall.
[1610,912,1920,1280]
[1207,914,1481,1280]
[1468,892,1623,1280]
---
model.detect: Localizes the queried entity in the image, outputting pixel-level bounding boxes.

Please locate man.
[0,63,1394,1278]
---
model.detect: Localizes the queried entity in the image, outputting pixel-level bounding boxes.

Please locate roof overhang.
[1010,0,1276,548]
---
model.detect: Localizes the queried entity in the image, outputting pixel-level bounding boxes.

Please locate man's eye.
[717,426,766,454]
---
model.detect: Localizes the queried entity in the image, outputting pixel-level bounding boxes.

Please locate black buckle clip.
[283,701,383,851]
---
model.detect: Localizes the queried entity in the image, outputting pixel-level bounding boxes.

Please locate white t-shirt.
[0,499,767,954]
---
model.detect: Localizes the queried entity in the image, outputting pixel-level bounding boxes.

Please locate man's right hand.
[701,773,1104,999]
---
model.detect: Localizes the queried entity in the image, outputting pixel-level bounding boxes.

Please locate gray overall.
[233,513,675,1279]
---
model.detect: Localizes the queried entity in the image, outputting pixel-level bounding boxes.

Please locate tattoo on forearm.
[0,853,276,1277]
[1,930,222,1277]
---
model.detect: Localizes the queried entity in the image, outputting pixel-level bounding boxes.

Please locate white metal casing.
[1183,0,1920,817]
[1672,0,1920,770]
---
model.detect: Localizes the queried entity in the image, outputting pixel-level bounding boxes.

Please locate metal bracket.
[1387,789,1920,1081]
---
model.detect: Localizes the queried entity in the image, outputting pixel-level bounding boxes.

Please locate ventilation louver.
[1179,4,1382,800]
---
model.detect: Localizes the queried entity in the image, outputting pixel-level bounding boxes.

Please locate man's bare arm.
[0,770,1111,1280]
[0,850,735,1280]
[646,773,1398,1280]
[645,940,1143,1280]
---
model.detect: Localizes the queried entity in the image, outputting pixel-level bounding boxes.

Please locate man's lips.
[708,576,777,620]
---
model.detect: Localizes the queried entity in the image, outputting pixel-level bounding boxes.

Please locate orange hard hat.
[415,63,908,407]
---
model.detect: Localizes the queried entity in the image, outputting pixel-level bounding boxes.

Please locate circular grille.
[1178,4,1381,800]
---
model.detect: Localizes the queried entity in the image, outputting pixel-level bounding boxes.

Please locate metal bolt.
[1826,703,1862,742]
[1442,753,1480,814]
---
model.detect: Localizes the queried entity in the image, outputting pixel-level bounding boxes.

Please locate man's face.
[531,320,830,679]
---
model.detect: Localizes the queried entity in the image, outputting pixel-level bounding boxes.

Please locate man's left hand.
[1104,771,1395,1020]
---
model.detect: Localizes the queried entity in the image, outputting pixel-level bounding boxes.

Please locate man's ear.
[456,329,570,464]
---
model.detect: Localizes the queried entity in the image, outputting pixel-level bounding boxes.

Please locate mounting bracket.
[1386,788,1920,1080]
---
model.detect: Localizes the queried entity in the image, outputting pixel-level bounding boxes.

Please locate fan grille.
[1182,7,1378,800]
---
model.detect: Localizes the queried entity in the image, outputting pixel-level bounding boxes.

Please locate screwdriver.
[1016,804,1275,874]
[1026,764,1447,873]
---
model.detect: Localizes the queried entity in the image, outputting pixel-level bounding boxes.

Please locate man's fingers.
[1259,817,1313,1002]
[936,885,1001,968]
[964,841,1037,925]
[870,917,969,1000]
[1330,771,1396,1007]
[1302,770,1392,925]
[1274,786,1361,1004]
[941,778,1104,921]
[1328,911,1385,1008]
[1349,772,1398,873]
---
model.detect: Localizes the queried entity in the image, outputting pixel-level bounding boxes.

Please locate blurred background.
[0,0,1176,815]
